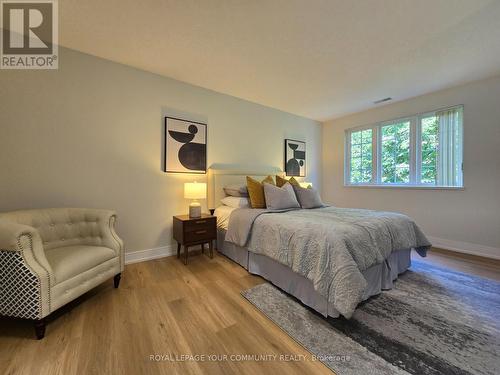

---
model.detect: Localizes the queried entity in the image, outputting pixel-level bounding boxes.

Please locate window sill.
[344,184,464,190]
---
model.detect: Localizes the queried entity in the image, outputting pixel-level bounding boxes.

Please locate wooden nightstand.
[173,214,217,265]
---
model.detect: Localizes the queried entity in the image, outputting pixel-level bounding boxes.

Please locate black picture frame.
[284,139,306,177]
[164,116,207,174]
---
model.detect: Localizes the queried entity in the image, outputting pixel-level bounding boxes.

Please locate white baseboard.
[427,236,500,260]
[125,245,175,264]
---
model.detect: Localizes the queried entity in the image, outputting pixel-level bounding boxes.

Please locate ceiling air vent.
[373,97,392,104]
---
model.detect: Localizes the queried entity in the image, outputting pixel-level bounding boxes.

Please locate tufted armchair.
[0,208,124,339]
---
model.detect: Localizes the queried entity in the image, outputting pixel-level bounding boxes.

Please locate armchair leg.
[34,319,46,340]
[114,273,122,288]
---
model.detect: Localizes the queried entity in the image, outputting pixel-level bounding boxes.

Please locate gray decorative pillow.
[223,184,249,197]
[293,185,324,209]
[263,182,300,210]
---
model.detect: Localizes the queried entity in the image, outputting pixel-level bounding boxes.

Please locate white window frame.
[344,124,375,185]
[344,105,464,189]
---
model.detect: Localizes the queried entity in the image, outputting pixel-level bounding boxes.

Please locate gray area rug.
[242,260,500,375]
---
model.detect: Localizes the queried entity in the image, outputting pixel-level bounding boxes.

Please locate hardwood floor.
[413,247,500,281]
[0,251,331,375]
[1,247,498,375]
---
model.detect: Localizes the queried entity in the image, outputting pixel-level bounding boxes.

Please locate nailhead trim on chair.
[0,250,42,319]
[18,233,52,313]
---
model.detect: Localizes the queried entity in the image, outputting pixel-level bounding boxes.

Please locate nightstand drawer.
[187,227,216,242]
[184,218,215,232]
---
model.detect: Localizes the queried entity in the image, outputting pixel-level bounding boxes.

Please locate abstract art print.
[284,139,306,177]
[164,117,207,174]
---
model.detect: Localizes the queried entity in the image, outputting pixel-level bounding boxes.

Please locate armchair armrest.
[0,219,24,251]
[0,219,54,283]
[102,211,124,272]
[0,219,37,251]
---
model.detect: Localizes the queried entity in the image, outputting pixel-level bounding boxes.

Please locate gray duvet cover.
[225,206,430,318]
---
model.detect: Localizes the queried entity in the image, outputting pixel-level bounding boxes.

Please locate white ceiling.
[60,0,500,121]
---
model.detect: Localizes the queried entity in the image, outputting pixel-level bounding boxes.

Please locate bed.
[208,166,431,319]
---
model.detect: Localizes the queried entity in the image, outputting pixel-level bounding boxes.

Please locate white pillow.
[223,184,249,197]
[221,196,250,208]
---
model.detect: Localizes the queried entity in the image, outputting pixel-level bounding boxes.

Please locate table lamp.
[184,182,206,218]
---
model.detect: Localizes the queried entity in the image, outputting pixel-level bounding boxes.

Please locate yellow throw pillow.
[288,176,300,187]
[276,175,288,188]
[276,175,301,187]
[247,175,275,208]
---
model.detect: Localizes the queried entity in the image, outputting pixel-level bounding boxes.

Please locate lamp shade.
[184,182,206,200]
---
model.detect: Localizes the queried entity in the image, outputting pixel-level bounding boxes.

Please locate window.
[350,129,372,183]
[420,115,439,184]
[381,120,410,184]
[345,105,463,188]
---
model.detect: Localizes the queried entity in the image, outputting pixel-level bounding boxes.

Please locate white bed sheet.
[214,205,236,230]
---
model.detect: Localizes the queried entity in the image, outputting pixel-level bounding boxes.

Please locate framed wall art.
[164,116,207,174]
[284,139,306,177]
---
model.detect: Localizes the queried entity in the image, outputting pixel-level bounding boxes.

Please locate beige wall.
[0,47,321,255]
[322,76,500,259]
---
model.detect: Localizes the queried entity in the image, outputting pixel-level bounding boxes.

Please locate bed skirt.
[217,229,412,318]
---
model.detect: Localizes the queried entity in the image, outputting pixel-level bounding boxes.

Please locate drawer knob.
[195,230,207,234]
[195,220,206,224]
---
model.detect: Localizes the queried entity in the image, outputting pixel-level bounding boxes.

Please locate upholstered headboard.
[207,164,284,209]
